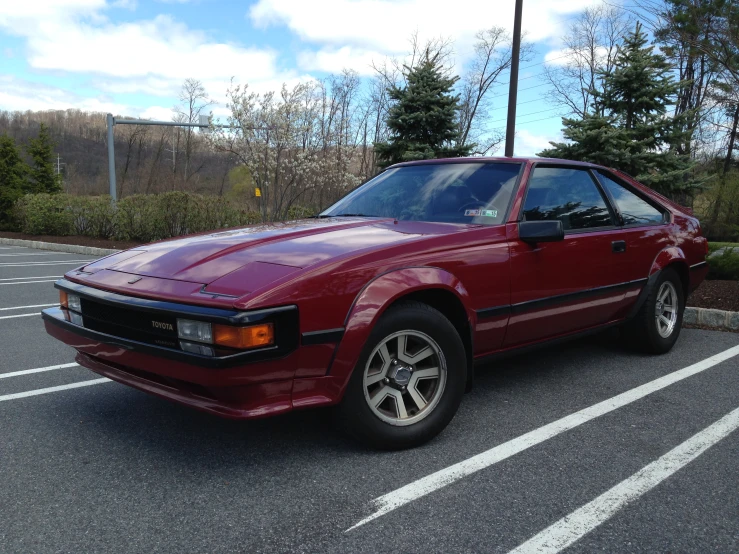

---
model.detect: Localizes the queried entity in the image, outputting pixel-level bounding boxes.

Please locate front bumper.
[43,282,343,418]
[49,279,300,367]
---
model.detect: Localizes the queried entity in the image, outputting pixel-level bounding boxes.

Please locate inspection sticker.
[465,209,497,217]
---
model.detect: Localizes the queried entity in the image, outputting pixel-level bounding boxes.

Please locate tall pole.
[106,113,117,203]
[505,0,523,157]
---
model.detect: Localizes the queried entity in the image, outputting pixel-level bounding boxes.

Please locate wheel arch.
[330,266,475,397]
[388,288,474,391]
[649,246,690,300]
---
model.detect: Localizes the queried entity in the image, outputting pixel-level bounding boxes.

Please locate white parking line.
[0,313,38,320]
[0,362,78,379]
[0,379,110,402]
[0,260,89,267]
[0,279,59,286]
[507,406,739,554]
[0,303,57,311]
[0,252,73,256]
[346,343,739,531]
[0,276,60,281]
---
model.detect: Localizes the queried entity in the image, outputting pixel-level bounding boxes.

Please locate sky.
[0,0,617,156]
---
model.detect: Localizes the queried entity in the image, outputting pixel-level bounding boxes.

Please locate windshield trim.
[319,161,526,225]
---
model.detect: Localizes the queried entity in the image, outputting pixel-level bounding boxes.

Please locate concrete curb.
[0,238,119,258]
[684,306,739,331]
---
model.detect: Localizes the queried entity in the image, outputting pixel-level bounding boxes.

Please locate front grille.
[57,281,301,364]
[78,297,234,354]
[81,298,178,342]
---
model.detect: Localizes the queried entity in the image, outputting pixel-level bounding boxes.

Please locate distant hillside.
[0,109,235,198]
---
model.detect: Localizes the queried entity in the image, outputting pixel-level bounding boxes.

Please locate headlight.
[179,341,214,356]
[177,319,213,343]
[60,291,81,312]
[176,318,274,350]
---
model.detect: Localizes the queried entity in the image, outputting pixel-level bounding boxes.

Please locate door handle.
[612,240,626,253]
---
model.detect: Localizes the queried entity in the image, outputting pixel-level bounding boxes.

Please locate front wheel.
[624,268,684,354]
[336,301,467,449]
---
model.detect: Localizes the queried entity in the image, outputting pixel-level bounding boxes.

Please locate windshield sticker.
[465,209,498,217]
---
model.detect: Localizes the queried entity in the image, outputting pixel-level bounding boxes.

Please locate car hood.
[80,218,434,290]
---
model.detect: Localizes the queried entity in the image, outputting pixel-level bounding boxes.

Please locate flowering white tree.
[211,76,369,221]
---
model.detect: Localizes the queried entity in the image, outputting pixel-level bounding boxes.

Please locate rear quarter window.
[596,171,666,225]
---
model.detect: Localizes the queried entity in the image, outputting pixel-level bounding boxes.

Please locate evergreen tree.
[539,23,695,197]
[375,60,472,167]
[27,123,62,194]
[0,134,30,228]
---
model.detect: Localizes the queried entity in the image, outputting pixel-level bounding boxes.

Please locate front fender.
[328,266,474,395]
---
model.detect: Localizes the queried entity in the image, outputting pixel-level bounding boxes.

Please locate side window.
[522,167,613,231]
[596,171,665,225]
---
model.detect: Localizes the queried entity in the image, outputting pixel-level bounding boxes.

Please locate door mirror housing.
[518,220,564,243]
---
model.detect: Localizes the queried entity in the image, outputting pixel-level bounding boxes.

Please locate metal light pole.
[505,0,524,157]
[105,115,240,204]
[106,113,117,203]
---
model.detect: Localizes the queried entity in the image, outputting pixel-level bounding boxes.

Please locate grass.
[708,242,739,254]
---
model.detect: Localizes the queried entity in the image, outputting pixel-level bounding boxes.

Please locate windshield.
[320,162,521,225]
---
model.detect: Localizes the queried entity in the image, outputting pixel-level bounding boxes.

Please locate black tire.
[624,268,684,354]
[336,301,467,450]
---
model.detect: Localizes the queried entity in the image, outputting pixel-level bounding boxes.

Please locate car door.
[504,164,628,347]
[593,169,673,308]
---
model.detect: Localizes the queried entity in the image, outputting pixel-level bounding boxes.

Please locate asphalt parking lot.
[1,244,737,554]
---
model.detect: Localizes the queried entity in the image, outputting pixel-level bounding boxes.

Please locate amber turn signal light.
[59,290,68,308]
[213,323,274,349]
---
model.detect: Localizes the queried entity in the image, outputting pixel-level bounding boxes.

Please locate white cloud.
[139,105,175,121]
[515,129,560,157]
[544,46,611,66]
[297,46,381,75]
[0,2,280,96]
[250,0,600,69]
[0,75,168,118]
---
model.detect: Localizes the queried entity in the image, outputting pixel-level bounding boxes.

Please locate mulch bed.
[0,232,142,250]
[687,279,739,312]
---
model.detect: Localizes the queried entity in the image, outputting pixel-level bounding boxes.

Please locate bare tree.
[174,79,214,185]
[542,4,632,118]
[457,27,534,154]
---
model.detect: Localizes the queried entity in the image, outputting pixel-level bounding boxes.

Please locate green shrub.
[112,194,163,242]
[287,205,316,220]
[15,193,74,235]
[67,195,115,238]
[707,247,739,280]
[15,192,265,242]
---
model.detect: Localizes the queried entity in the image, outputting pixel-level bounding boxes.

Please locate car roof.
[389,156,602,169]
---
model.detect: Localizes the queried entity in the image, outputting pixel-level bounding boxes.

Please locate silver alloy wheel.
[655,281,678,338]
[362,330,447,427]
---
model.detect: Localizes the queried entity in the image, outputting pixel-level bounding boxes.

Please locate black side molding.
[301,328,345,345]
[476,278,648,321]
[475,306,512,320]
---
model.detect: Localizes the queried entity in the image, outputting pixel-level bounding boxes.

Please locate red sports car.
[43,158,708,449]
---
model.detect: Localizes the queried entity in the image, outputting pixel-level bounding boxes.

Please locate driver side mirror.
[518,220,564,243]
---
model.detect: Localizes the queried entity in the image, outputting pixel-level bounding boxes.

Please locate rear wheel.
[337,301,466,449]
[624,268,684,354]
